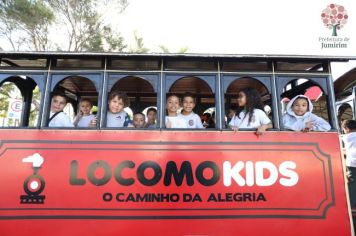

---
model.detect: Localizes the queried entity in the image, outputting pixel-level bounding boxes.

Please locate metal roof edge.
[0,51,354,61]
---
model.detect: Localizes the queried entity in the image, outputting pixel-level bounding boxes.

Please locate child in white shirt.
[48,92,73,127]
[229,88,272,135]
[165,94,187,128]
[342,119,356,207]
[282,95,331,132]
[73,99,96,127]
[178,93,204,129]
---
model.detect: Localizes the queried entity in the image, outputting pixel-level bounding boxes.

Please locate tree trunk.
[332,25,337,37]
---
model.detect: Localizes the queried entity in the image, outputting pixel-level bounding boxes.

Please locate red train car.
[0,52,354,235]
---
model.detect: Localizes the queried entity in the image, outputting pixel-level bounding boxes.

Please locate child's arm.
[73,112,83,127]
[256,123,272,135]
[309,114,331,131]
[89,116,97,127]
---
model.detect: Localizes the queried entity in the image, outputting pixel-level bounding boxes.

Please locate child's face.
[166,96,180,114]
[147,110,156,124]
[133,114,145,128]
[182,96,195,113]
[292,98,309,116]
[237,91,247,107]
[51,95,66,113]
[80,101,92,115]
[108,96,124,113]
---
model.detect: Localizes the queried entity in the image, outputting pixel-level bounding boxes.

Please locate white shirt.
[229,109,271,129]
[106,111,130,128]
[165,116,188,128]
[178,112,204,129]
[75,114,96,127]
[49,111,73,127]
[343,132,356,167]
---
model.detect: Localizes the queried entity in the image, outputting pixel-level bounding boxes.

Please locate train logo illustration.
[20,153,46,204]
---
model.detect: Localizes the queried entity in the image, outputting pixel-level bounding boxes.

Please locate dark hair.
[342,120,356,131]
[134,112,145,118]
[166,94,180,102]
[236,88,264,125]
[51,91,67,103]
[147,107,157,114]
[108,90,130,107]
[182,92,196,103]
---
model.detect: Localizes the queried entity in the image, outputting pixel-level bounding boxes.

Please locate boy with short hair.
[178,93,203,129]
[145,107,157,128]
[48,92,73,127]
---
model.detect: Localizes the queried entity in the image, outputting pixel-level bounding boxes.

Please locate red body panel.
[0,130,351,235]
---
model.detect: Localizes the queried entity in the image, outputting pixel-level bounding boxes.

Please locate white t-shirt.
[75,114,96,127]
[344,132,356,168]
[107,111,131,128]
[178,112,204,129]
[229,109,271,129]
[165,116,188,128]
[49,111,73,127]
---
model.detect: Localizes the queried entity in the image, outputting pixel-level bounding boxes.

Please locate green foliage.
[158,45,189,53]
[0,0,54,50]
[29,86,40,126]
[47,0,127,51]
[130,31,149,53]
[0,0,127,51]
[0,82,14,117]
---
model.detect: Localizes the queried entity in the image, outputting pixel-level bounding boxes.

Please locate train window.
[0,82,22,127]
[49,76,99,128]
[165,59,216,71]
[223,76,272,129]
[222,61,270,72]
[108,75,158,128]
[54,58,102,69]
[280,78,331,131]
[0,57,47,68]
[166,76,215,129]
[109,58,160,70]
[0,75,42,128]
[276,61,326,72]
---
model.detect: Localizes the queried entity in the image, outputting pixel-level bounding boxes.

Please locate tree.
[130,31,149,53]
[158,45,189,53]
[47,0,127,51]
[0,0,55,51]
[321,4,348,37]
[0,82,15,118]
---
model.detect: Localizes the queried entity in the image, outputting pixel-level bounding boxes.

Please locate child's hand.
[255,125,267,136]
[231,125,239,132]
[303,121,313,132]
[166,120,172,128]
[89,117,97,127]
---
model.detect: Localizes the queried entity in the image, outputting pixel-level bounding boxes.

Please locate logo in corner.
[321,4,348,36]
[20,153,46,204]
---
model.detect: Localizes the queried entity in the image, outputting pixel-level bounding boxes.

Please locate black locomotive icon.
[20,154,46,204]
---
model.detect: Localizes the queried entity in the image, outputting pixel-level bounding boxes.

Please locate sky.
[1,0,355,78]
[115,0,355,56]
